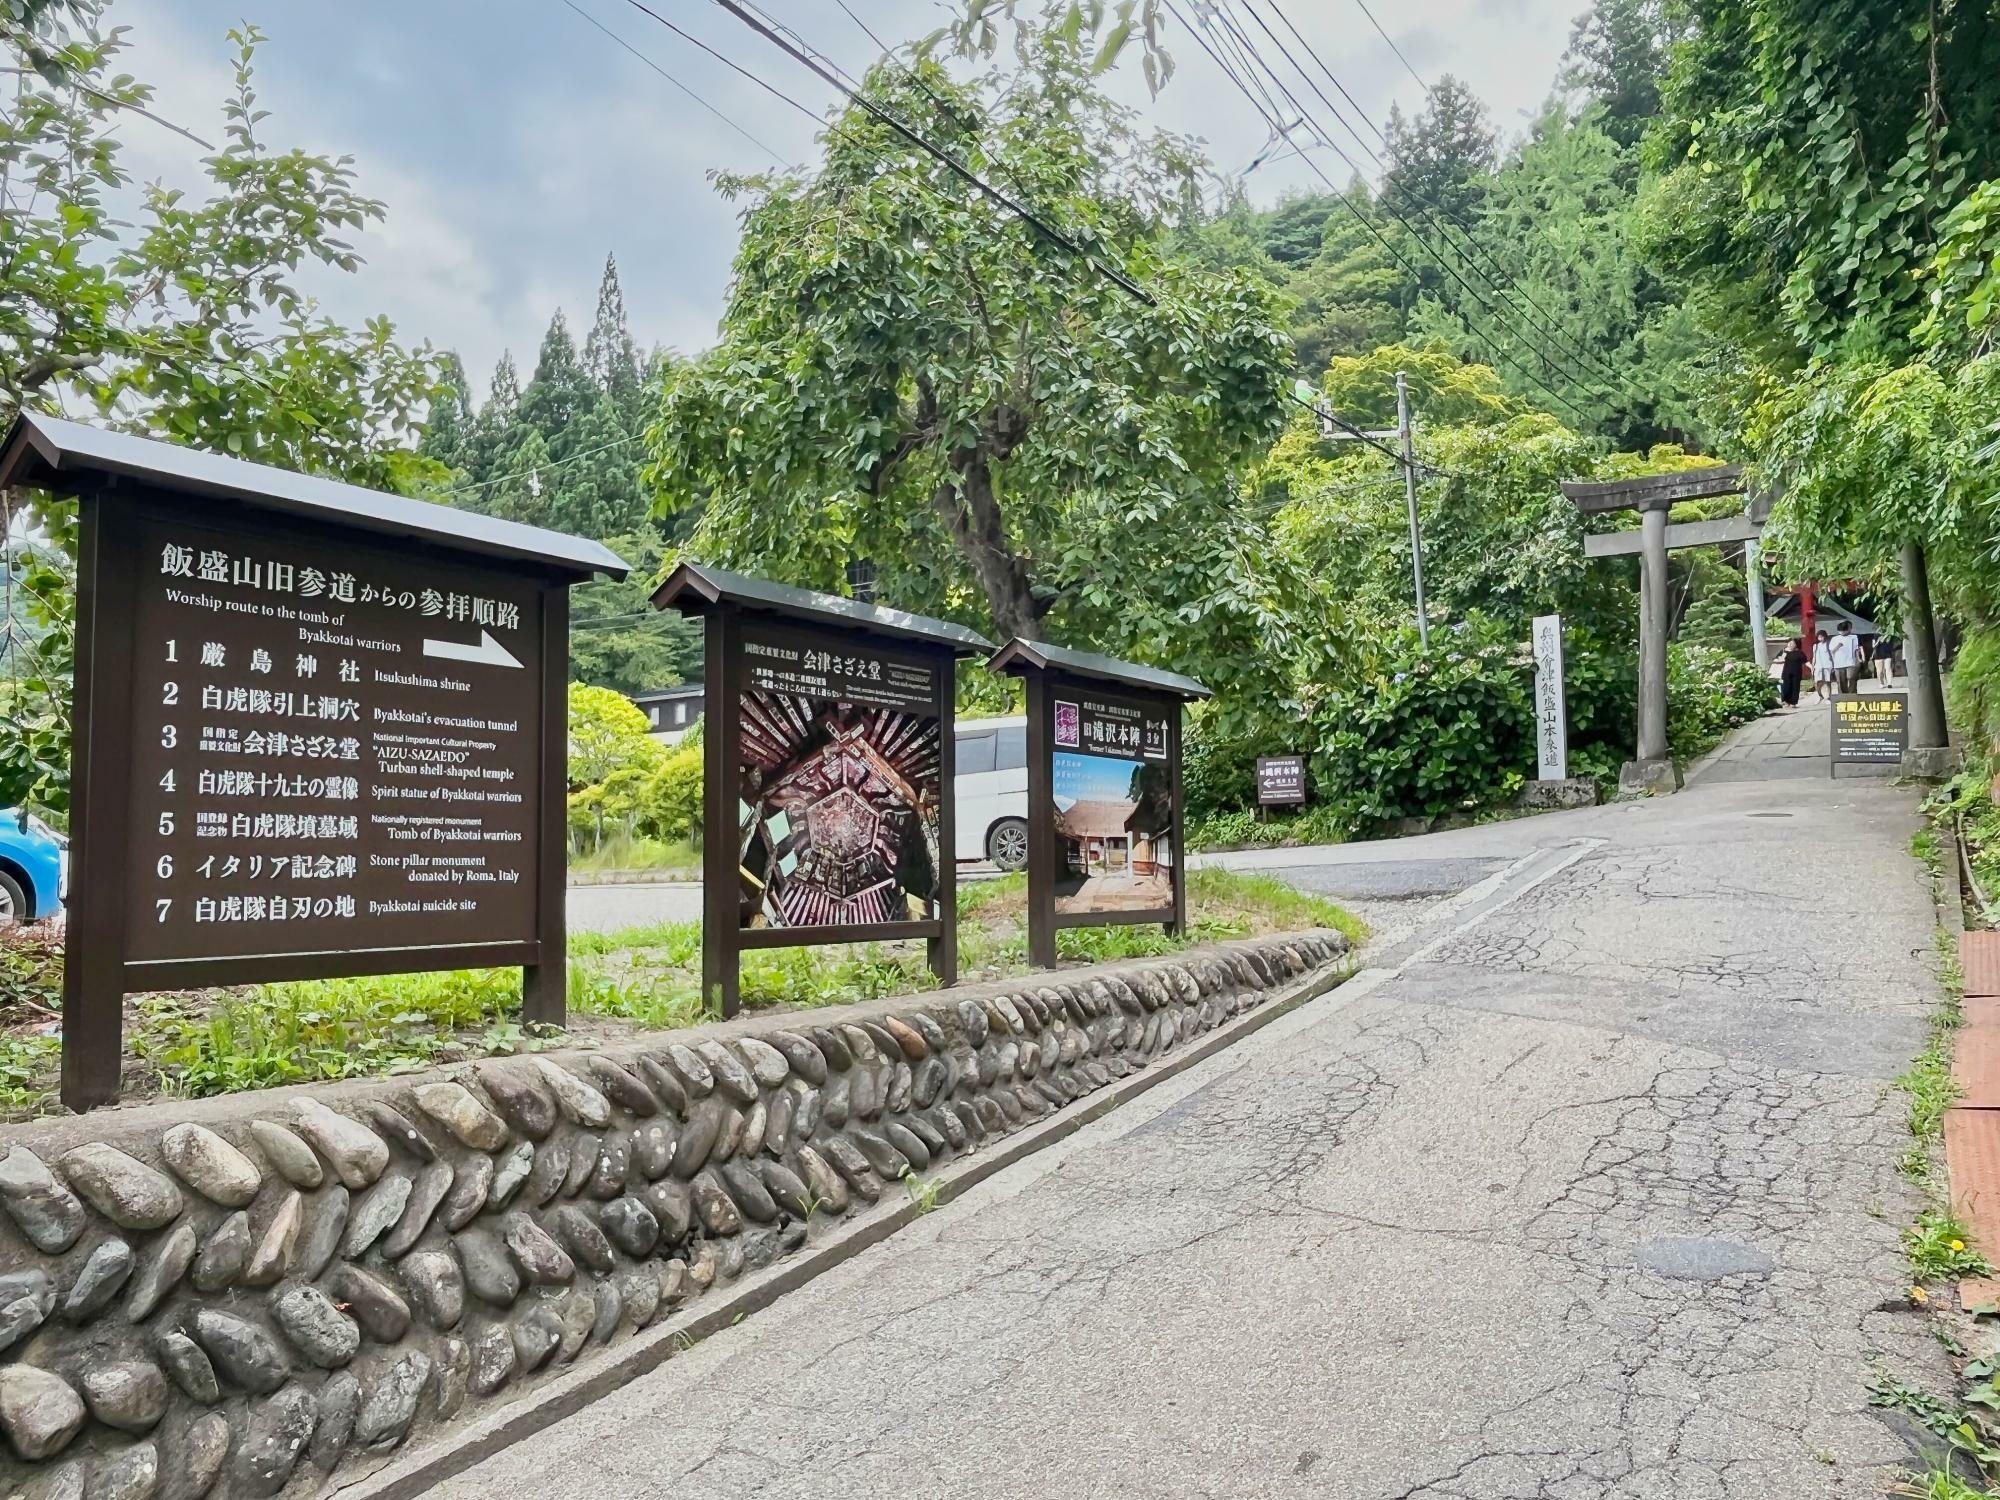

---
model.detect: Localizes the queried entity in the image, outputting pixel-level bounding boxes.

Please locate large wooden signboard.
[653,564,991,1017]
[989,639,1209,969]
[0,414,627,1110]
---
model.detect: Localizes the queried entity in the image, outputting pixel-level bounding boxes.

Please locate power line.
[556,0,792,167]
[438,432,636,501]
[1248,0,1633,391]
[1348,0,1431,97]
[701,0,1155,304]
[1176,0,1601,423]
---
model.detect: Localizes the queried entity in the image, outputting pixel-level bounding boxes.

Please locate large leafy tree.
[0,8,440,811]
[649,22,1291,659]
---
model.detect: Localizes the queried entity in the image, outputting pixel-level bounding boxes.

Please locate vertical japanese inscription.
[128,513,543,962]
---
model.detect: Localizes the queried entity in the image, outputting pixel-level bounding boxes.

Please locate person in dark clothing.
[1873,633,1898,686]
[1780,639,1807,708]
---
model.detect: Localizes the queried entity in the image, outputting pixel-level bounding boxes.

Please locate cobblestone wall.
[0,932,1345,1498]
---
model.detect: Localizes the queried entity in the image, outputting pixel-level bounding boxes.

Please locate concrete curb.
[333,955,1355,1500]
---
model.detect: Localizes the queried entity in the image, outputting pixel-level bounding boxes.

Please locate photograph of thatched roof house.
[1053,752,1172,914]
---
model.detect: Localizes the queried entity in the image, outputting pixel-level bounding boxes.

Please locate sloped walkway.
[441,713,1945,1500]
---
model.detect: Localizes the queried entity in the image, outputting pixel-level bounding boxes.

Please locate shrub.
[638,742,703,841]
[1667,642,1777,755]
[1311,620,1534,836]
[1949,625,2000,751]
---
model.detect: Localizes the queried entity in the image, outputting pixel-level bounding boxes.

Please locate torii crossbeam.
[1560,465,1762,797]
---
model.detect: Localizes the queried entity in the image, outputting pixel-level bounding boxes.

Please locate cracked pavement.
[438,718,1948,1500]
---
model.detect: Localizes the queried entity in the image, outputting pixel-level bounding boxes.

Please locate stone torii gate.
[1560,464,1766,797]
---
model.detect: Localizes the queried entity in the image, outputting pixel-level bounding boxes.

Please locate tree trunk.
[932,440,1040,644]
[1902,538,1948,749]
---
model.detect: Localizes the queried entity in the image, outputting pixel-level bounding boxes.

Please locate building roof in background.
[653,562,993,657]
[631,683,706,703]
[1057,799,1138,837]
[0,412,629,581]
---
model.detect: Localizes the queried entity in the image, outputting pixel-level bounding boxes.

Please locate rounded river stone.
[86,1439,157,1500]
[437,1151,493,1232]
[243,1190,304,1287]
[366,1102,436,1162]
[470,1322,516,1395]
[660,1043,714,1099]
[640,1181,693,1243]
[689,1171,743,1235]
[160,1123,261,1207]
[381,1158,455,1258]
[523,1135,570,1207]
[354,1352,430,1449]
[759,1161,812,1219]
[620,1267,660,1328]
[883,1016,927,1060]
[478,1065,557,1140]
[292,1100,387,1190]
[192,1309,289,1394]
[433,1335,471,1419]
[0,1363,86,1459]
[401,1248,465,1330]
[247,1120,323,1190]
[502,1213,575,1284]
[511,1306,562,1372]
[586,1058,659,1116]
[184,1410,230,1495]
[635,1057,690,1117]
[671,1100,724,1180]
[233,1383,315,1497]
[588,1133,631,1200]
[0,1268,56,1353]
[719,1161,778,1223]
[192,1211,251,1294]
[762,1090,794,1157]
[766,1030,826,1085]
[272,1283,359,1368]
[61,1237,133,1322]
[295,1186,349,1281]
[0,1146,85,1253]
[56,1143,182,1231]
[80,1361,168,1431]
[631,1122,675,1181]
[531,1059,612,1129]
[326,1263,411,1342]
[458,1229,522,1307]
[486,1140,535,1211]
[309,1371,360,1468]
[736,1036,791,1088]
[599,1196,660,1258]
[794,1146,849,1215]
[551,1205,615,1274]
[410,1081,510,1151]
[154,1329,220,1404]
[695,1041,759,1104]
[809,1026,850,1070]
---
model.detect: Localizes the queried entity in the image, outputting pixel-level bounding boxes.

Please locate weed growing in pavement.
[1907,1209,1994,1282]
[901,1168,941,1215]
[1894,1473,2000,1499]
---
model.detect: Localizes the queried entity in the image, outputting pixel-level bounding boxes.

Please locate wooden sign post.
[988,639,1209,970]
[0,413,628,1111]
[652,564,991,1017]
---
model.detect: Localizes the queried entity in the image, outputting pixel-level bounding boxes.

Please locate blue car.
[0,810,65,926]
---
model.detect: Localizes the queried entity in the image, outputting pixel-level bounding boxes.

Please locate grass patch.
[1,867,1361,1116]
[1893,1475,2000,1499]
[570,833,699,875]
[1907,1207,1994,1283]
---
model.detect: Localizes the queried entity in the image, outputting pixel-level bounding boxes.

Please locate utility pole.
[1396,370,1429,651]
[1294,377,1430,650]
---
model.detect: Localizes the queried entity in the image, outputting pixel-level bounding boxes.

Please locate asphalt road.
[565,882,702,934]
[450,702,1944,1499]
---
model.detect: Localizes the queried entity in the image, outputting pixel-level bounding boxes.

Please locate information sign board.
[1256,755,1308,807]
[1831,692,1908,772]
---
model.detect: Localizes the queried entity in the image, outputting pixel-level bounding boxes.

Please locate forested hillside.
[418,257,700,695]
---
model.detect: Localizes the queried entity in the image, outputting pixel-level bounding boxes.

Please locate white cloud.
[104,0,1590,401]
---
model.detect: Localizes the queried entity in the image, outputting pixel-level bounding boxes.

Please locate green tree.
[583,252,643,409]
[1382,76,1497,233]
[566,682,659,789]
[519,310,596,463]
[649,25,1291,660]
[1561,0,1674,147]
[0,11,440,811]
[421,352,475,475]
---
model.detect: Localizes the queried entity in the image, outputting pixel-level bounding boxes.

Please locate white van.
[955,715,1029,869]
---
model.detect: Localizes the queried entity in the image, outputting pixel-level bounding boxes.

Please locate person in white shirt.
[1811,630,1835,701]
[1829,620,1862,692]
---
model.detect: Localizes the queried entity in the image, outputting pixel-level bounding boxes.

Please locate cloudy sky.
[119,0,1585,399]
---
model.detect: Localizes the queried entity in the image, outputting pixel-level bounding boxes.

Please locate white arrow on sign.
[422,630,523,669]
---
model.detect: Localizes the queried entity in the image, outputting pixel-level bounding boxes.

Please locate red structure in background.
[1798,583,1816,647]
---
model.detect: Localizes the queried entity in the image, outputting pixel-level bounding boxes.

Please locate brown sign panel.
[124,508,545,969]
[1256,754,1308,806]
[1048,686,1176,919]
[736,620,944,930]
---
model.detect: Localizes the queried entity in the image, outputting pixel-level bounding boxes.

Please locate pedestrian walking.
[1780,638,1806,708]
[1830,620,1862,693]
[1811,630,1834,702]
[1873,633,1897,686]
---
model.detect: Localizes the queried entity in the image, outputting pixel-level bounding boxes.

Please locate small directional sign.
[423,630,524,669]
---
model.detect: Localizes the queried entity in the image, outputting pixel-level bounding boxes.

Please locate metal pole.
[1745,547,1769,670]
[1397,371,1429,650]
